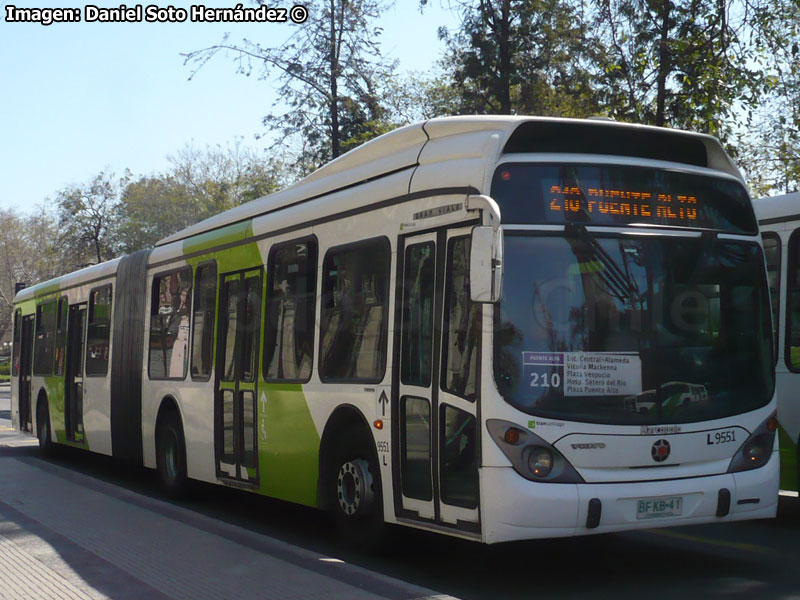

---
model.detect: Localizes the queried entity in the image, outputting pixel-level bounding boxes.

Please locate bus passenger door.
[215,268,262,486]
[65,304,87,443]
[394,227,481,535]
[18,315,34,433]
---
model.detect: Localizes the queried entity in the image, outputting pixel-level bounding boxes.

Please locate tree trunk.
[498,0,512,114]
[329,0,340,159]
[655,0,672,127]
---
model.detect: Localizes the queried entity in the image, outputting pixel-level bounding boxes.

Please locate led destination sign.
[490,163,758,234]
[547,184,699,224]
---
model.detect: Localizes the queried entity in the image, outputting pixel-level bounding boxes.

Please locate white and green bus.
[754,191,800,493]
[11,116,778,544]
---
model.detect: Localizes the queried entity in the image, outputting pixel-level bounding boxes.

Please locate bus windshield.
[493,233,774,425]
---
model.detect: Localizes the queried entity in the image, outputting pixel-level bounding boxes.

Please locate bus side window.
[191,262,217,381]
[442,236,480,401]
[787,231,800,371]
[149,268,193,380]
[86,285,112,377]
[54,297,68,376]
[319,238,390,382]
[264,238,317,382]
[12,309,21,376]
[33,300,57,376]
[762,233,781,362]
[401,242,435,387]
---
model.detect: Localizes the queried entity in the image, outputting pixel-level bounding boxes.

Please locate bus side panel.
[44,375,67,443]
[258,383,320,506]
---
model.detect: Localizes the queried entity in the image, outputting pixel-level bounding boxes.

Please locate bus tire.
[328,424,385,550]
[36,396,54,456]
[156,410,188,498]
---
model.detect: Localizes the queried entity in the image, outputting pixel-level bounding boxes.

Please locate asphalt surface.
[2,386,800,599]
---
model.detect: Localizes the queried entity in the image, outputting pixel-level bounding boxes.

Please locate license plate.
[636,495,684,519]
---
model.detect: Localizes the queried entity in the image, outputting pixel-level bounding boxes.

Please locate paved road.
[0,398,454,600]
[2,387,800,599]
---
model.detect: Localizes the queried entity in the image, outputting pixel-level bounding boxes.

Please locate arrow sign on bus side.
[378,390,389,417]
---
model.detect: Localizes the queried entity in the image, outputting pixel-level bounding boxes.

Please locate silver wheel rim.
[336,459,373,516]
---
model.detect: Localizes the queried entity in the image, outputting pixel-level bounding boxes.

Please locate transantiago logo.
[651,439,671,462]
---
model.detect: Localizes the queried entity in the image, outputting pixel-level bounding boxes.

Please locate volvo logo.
[571,442,606,450]
[651,439,671,462]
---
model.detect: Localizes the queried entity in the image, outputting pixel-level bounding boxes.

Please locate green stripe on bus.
[44,375,66,443]
[33,279,63,299]
[183,220,254,256]
[258,383,320,507]
[779,423,797,492]
[45,375,85,447]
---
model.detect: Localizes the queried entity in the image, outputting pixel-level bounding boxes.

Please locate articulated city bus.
[11,116,778,544]
[754,191,800,492]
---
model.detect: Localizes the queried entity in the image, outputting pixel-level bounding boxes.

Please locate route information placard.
[522,351,642,397]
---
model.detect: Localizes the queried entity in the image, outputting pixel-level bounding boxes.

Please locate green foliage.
[384,71,464,122]
[184,0,397,175]
[0,207,63,339]
[117,141,286,253]
[55,171,126,269]
[592,0,766,138]
[735,0,800,194]
[433,0,601,117]
[116,175,196,254]
[2,140,285,304]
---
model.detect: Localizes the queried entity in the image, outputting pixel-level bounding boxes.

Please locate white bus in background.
[754,191,800,492]
[12,116,778,545]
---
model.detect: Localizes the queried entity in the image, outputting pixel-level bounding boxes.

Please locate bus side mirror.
[470,226,503,303]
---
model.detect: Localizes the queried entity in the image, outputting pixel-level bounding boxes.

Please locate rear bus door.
[215,268,262,485]
[393,226,481,535]
[18,315,34,432]
[65,304,87,443]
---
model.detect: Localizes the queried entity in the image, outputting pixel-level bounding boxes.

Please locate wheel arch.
[317,404,374,509]
[155,394,184,438]
[35,387,49,436]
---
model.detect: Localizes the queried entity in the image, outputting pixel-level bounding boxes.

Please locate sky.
[0,1,455,213]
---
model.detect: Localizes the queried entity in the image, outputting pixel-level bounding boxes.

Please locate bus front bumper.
[481,451,778,544]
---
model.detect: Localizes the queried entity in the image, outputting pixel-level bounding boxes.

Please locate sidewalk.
[0,427,456,600]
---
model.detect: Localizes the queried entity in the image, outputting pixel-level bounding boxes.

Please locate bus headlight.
[526,447,554,478]
[742,436,770,466]
[487,419,584,483]
[727,412,777,473]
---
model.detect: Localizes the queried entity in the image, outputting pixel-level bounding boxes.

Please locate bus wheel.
[328,425,384,550]
[36,398,54,456]
[156,411,188,498]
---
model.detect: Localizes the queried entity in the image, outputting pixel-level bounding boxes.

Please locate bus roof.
[14,257,122,304]
[13,116,742,305]
[156,116,742,247]
[754,191,800,226]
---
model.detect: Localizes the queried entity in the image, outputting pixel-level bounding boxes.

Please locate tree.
[116,141,286,253]
[55,171,126,269]
[735,0,800,195]
[427,0,601,117]
[591,0,765,138]
[184,0,395,174]
[115,175,197,254]
[382,70,463,123]
[0,207,61,340]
